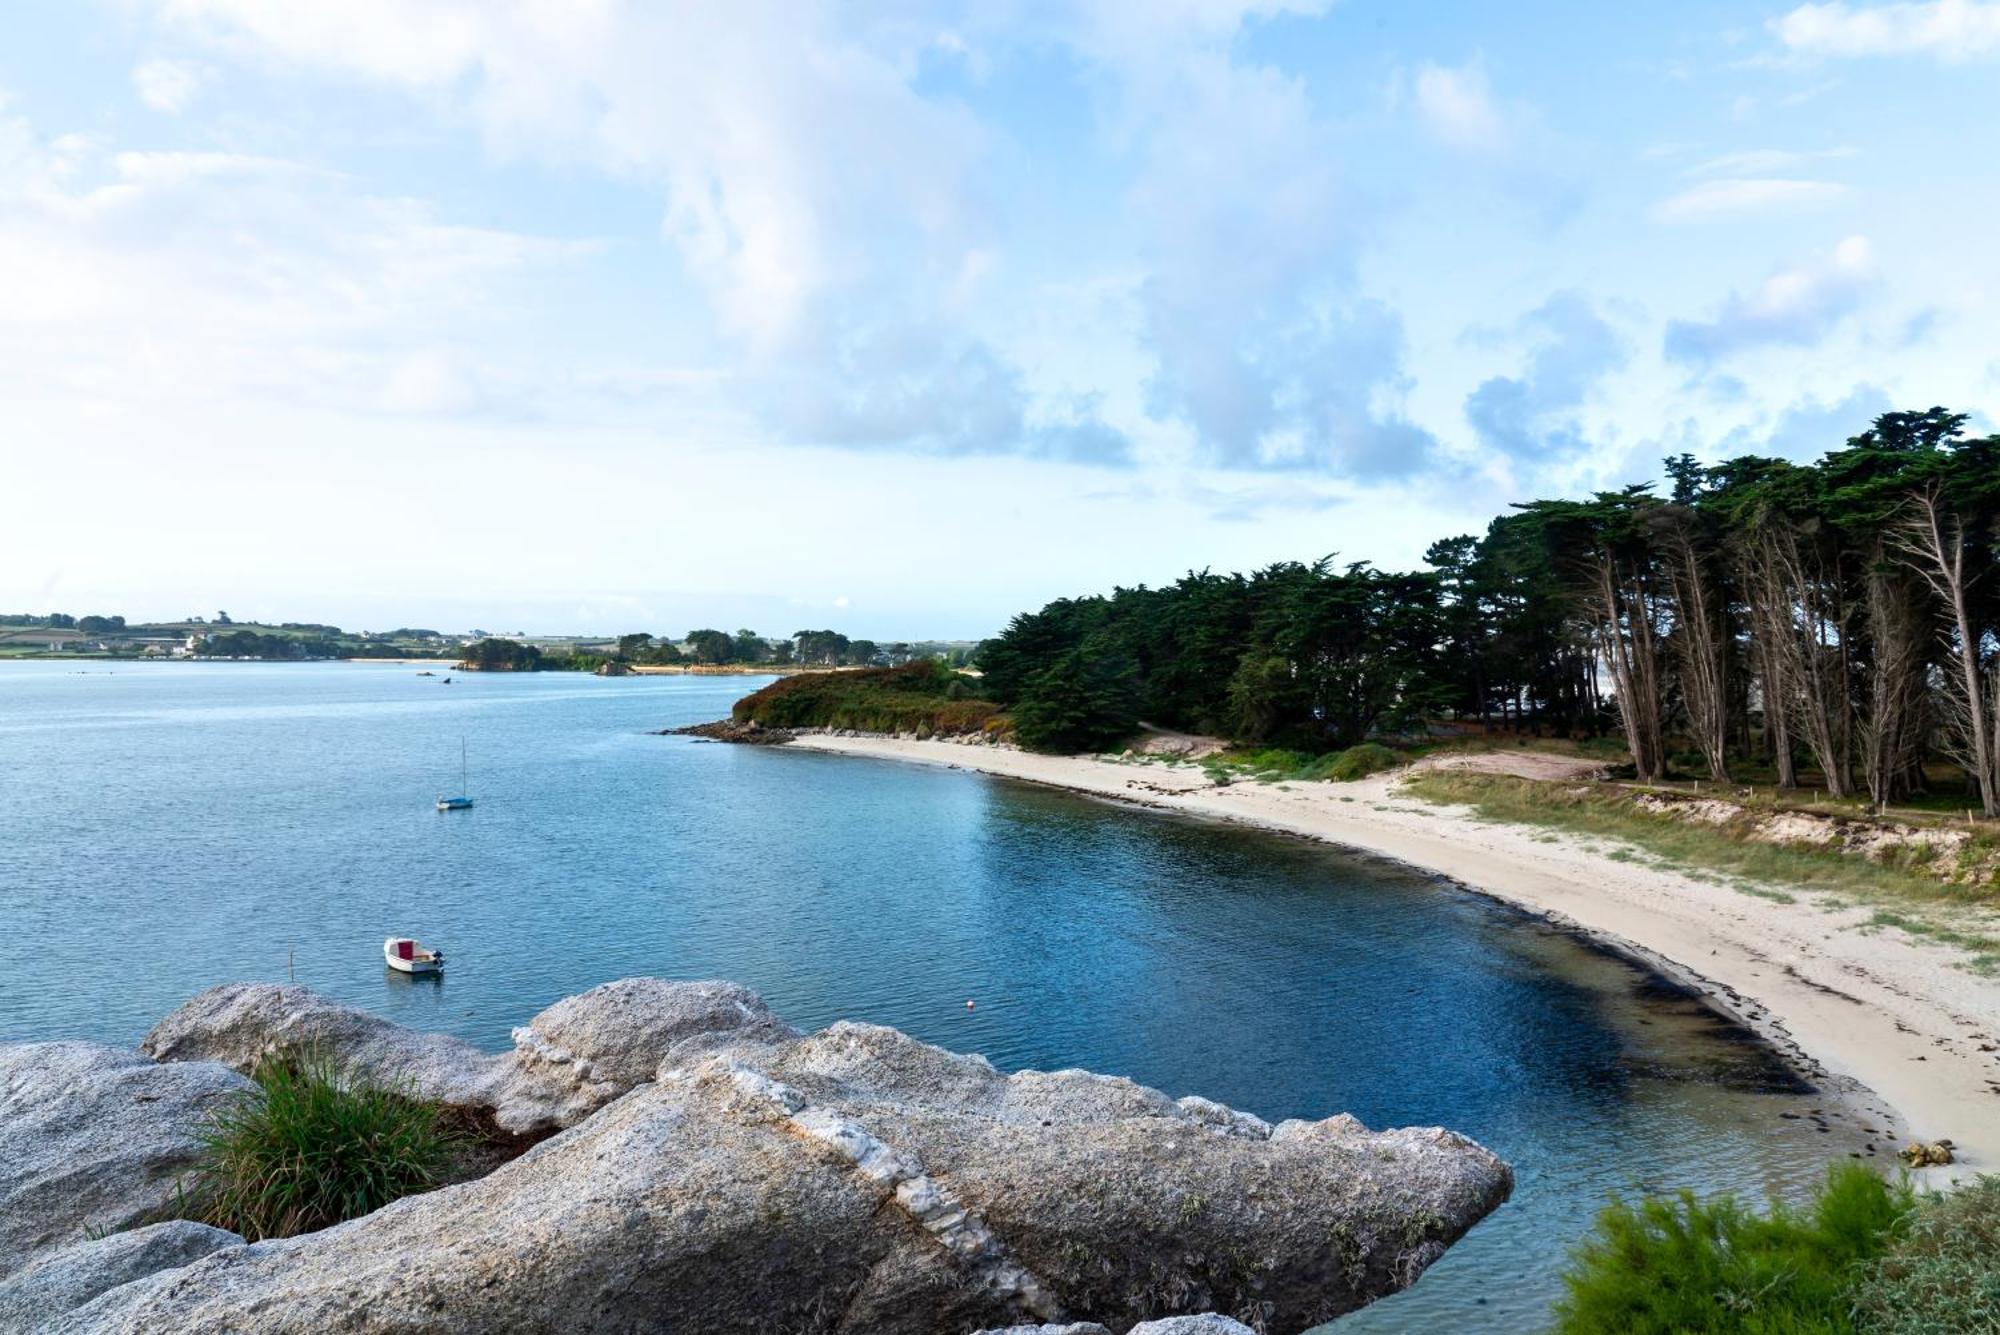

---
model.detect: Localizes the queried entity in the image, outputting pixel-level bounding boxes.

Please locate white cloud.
[148,0,1151,465]
[1774,0,2000,59]
[1687,147,1855,177]
[1412,63,1507,151]
[1463,292,1627,464]
[132,58,208,113]
[0,117,581,414]
[1653,176,1850,221]
[1665,235,1876,364]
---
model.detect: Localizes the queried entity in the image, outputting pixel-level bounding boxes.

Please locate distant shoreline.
[770,732,2000,1179]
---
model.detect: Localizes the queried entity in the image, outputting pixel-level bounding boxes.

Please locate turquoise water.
[0,662,1844,1330]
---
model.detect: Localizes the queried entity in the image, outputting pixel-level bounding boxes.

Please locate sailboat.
[436,738,474,811]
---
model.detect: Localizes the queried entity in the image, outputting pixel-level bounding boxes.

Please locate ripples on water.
[0,663,1841,1330]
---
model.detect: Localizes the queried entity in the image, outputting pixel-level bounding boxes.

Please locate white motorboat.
[384,936,445,974]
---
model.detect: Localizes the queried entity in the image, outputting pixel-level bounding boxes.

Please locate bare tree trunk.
[1664,522,1729,781]
[1739,541,1799,789]
[1761,523,1851,797]
[1859,564,1926,809]
[1592,551,1666,782]
[1893,490,1998,816]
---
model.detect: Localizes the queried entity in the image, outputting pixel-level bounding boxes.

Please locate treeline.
[200,630,349,660]
[977,407,2000,813]
[1,613,125,631]
[611,629,966,668]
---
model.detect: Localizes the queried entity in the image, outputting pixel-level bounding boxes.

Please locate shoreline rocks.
[17,981,1512,1333]
[0,1043,252,1279]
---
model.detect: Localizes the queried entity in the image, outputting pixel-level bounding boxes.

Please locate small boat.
[436,738,475,812]
[417,670,435,677]
[384,936,445,974]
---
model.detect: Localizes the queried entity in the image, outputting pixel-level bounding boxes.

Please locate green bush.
[1554,1161,1913,1334]
[1852,1175,2000,1334]
[1326,742,1402,781]
[1203,742,1406,783]
[180,1051,463,1240]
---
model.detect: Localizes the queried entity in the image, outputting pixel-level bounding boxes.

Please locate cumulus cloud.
[149,0,1065,459]
[0,120,580,413]
[132,58,208,113]
[1412,62,1508,151]
[146,0,1388,474]
[1665,235,1876,364]
[1124,50,1434,475]
[1653,176,1849,221]
[1462,292,1627,463]
[1773,0,2000,59]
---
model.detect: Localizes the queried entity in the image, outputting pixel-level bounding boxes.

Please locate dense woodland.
[976,409,2000,813]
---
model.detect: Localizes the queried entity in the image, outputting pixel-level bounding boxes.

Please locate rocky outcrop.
[0,1222,241,1326]
[143,984,507,1109]
[61,986,1511,1334]
[0,1043,251,1277]
[662,718,796,743]
[977,1320,1254,1335]
[143,978,795,1133]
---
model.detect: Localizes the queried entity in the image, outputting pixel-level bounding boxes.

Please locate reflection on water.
[0,662,1853,1330]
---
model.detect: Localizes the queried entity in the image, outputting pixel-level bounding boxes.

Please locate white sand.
[790,734,2000,1175]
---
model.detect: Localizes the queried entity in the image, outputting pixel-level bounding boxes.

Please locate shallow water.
[0,662,1850,1329]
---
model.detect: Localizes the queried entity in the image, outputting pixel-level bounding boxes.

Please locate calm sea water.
[0,662,1842,1330]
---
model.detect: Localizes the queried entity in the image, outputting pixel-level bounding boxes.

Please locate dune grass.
[179,1051,463,1241]
[1404,770,2000,971]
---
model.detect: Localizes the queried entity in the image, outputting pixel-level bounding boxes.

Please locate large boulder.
[501,977,797,1131]
[0,1043,251,1277]
[143,979,797,1133]
[63,1002,1511,1334]
[0,1222,241,1327]
[141,983,507,1110]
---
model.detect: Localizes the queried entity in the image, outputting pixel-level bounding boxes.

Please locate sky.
[3,0,1998,639]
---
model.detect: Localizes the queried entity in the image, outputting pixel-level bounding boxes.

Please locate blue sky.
[3,1,1997,638]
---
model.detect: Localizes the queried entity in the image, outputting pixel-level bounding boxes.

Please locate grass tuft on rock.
[179,1050,463,1240]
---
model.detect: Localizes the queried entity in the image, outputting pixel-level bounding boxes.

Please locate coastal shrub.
[1326,742,1401,781]
[179,1051,462,1241]
[1553,1161,1912,1334]
[1851,1175,2000,1334]
[1203,743,1407,784]
[733,661,1001,736]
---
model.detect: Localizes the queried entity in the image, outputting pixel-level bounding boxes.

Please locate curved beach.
[789,733,2000,1176]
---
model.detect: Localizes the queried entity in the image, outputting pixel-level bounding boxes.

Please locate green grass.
[1555,1161,1914,1334]
[177,1051,464,1241]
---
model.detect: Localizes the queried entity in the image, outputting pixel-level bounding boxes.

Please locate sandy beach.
[790,733,2000,1177]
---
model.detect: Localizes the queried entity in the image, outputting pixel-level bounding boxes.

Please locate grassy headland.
[731,661,1006,738]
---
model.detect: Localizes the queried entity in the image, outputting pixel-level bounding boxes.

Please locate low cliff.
[3,980,1512,1334]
